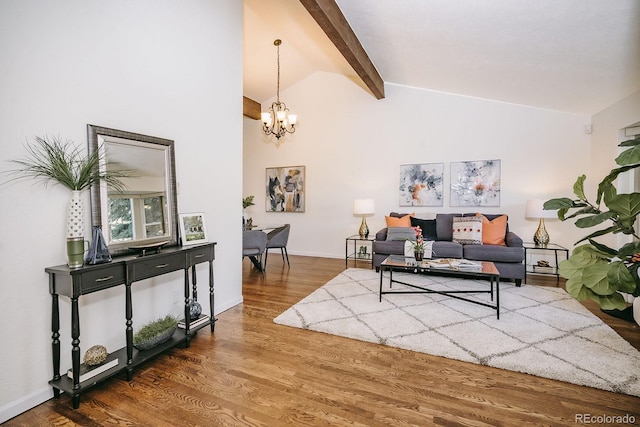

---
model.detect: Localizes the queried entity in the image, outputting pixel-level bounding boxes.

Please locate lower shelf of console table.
[45,242,216,409]
[49,321,214,397]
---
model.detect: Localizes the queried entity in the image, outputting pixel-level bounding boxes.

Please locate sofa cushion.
[432,241,463,258]
[373,239,406,256]
[385,214,413,227]
[463,244,524,263]
[410,217,437,241]
[436,213,462,241]
[476,213,507,246]
[452,216,483,245]
[386,227,416,241]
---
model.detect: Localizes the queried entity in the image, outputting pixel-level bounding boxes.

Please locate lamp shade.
[353,199,375,215]
[525,199,557,219]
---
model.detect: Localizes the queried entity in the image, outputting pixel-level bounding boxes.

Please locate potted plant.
[544,135,640,320]
[133,315,178,350]
[407,226,427,261]
[5,136,128,267]
[242,195,255,227]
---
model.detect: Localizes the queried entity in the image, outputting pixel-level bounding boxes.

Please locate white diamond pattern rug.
[273,268,640,396]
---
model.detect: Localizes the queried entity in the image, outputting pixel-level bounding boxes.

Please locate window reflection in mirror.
[100,137,170,245]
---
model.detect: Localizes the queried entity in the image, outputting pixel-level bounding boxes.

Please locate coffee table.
[379,255,501,319]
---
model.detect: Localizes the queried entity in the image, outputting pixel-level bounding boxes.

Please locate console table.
[45,242,216,409]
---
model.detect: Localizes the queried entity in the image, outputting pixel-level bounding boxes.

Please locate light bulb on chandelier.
[261,39,297,140]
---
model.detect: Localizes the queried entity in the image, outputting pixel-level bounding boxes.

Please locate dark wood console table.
[45,242,216,409]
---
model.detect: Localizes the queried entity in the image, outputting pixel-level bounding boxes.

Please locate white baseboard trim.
[0,386,53,424]
[215,296,243,315]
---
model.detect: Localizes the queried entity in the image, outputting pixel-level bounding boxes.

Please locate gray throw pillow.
[386,227,416,241]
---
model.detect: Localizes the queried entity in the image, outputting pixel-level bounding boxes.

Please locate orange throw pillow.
[476,213,507,246]
[385,213,413,227]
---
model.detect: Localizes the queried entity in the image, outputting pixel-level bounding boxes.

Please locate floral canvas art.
[399,163,444,206]
[450,160,501,206]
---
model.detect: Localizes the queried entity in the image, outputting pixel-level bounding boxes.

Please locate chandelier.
[261,39,297,140]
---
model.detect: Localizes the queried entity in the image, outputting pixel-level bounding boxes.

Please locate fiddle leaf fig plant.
[544,135,640,310]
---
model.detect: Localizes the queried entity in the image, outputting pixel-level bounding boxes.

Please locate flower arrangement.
[407,226,426,252]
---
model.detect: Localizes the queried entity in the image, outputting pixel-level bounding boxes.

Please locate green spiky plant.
[4,135,128,192]
[544,135,640,310]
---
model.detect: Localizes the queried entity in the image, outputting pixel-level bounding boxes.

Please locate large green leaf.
[618,137,640,147]
[607,261,638,294]
[564,278,591,301]
[582,264,616,295]
[572,175,586,200]
[605,192,640,226]
[587,239,617,256]
[574,226,618,244]
[615,144,640,165]
[590,292,627,311]
[543,198,574,210]
[618,241,640,257]
[574,211,615,228]
[563,205,598,221]
[598,165,639,204]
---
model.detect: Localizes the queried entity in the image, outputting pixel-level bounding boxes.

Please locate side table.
[523,242,569,285]
[345,235,375,268]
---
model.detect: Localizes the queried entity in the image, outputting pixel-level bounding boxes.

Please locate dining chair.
[242,230,268,275]
[264,224,290,269]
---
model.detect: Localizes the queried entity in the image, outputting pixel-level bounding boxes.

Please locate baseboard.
[215,296,243,315]
[0,386,53,424]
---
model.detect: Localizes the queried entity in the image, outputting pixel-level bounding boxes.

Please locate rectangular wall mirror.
[88,124,178,256]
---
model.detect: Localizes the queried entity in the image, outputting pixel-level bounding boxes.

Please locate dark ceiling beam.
[243,96,262,120]
[299,0,385,99]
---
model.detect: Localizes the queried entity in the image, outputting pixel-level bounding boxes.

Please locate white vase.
[67,190,84,238]
[634,297,640,327]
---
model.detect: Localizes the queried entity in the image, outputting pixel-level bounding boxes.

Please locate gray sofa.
[373,212,525,286]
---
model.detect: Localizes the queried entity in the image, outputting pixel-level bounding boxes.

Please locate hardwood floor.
[6,256,640,426]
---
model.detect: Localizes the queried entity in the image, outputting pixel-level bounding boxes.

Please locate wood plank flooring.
[6,256,640,426]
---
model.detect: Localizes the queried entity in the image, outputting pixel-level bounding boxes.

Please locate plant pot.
[634,297,640,327]
[414,251,424,261]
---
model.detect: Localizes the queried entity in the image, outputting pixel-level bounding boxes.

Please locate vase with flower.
[407,226,426,261]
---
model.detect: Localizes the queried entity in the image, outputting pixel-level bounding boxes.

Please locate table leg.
[51,292,61,398]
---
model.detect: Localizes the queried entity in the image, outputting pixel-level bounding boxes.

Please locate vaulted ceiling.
[244,0,640,116]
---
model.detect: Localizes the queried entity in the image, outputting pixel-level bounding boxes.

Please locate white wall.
[0,1,243,421]
[244,72,592,257]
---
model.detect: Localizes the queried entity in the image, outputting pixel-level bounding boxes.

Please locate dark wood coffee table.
[379,255,501,319]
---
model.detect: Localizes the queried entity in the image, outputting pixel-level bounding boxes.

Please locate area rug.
[274,268,640,397]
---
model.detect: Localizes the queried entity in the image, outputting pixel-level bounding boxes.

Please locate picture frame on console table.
[399,163,444,207]
[265,165,305,213]
[450,159,501,207]
[178,212,208,246]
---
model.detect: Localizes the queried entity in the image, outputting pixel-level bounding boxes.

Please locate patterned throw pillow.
[452,216,483,245]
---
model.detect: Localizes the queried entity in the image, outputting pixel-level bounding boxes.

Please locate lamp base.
[533,218,550,246]
[359,217,369,238]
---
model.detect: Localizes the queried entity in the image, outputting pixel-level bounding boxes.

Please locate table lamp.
[353,199,375,238]
[525,199,557,246]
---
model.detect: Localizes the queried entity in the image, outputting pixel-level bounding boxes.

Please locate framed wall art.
[178,212,208,245]
[399,163,444,206]
[450,159,501,207]
[265,166,305,212]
